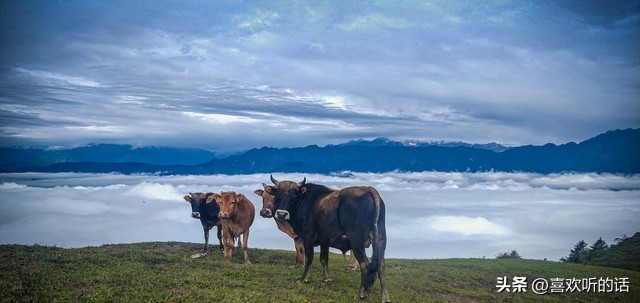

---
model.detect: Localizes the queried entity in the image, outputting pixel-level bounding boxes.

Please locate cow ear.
[254,189,264,196]
[183,195,191,202]
[265,186,275,194]
[206,193,220,204]
[300,187,307,195]
[236,193,245,203]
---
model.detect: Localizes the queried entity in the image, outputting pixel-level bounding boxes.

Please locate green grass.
[1,242,638,302]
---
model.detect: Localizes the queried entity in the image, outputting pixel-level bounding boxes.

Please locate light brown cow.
[207,191,255,264]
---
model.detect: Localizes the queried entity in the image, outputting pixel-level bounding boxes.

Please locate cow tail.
[364,223,379,290]
[364,188,382,290]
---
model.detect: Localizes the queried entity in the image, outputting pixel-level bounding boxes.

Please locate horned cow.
[270,176,389,302]
[255,183,305,267]
[255,183,361,269]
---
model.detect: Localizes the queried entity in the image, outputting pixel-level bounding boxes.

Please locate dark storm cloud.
[0,0,638,150]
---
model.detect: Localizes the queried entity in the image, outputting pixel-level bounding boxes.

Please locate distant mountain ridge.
[338,137,510,152]
[1,129,638,175]
[0,144,216,170]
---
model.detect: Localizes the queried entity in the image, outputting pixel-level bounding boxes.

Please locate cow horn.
[299,177,306,186]
[262,183,269,189]
[270,175,280,186]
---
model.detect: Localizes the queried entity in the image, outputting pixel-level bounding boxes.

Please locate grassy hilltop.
[1,242,638,302]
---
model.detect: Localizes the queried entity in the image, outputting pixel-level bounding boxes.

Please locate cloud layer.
[1,1,638,151]
[1,171,638,260]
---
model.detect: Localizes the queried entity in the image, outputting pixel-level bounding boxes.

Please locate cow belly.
[316,227,344,245]
[329,235,351,253]
[315,229,350,253]
[228,222,246,237]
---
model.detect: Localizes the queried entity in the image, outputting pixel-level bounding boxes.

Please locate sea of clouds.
[0,172,638,261]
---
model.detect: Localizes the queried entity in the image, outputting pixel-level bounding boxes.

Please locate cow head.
[269,175,306,221]
[208,191,245,220]
[183,192,214,219]
[254,183,277,218]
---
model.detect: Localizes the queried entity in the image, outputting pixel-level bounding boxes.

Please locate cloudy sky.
[1,172,638,260]
[1,1,638,152]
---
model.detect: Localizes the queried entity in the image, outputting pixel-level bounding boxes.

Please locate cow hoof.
[245,261,252,265]
[297,279,310,284]
[322,279,332,283]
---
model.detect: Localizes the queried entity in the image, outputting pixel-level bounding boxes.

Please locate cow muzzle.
[191,212,200,219]
[274,210,290,221]
[260,209,273,218]
[218,212,230,219]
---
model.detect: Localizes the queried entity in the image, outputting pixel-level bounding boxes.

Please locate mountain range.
[1,128,638,175]
[0,144,216,170]
[337,137,510,152]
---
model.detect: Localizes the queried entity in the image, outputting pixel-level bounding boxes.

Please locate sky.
[1,171,638,260]
[0,0,639,152]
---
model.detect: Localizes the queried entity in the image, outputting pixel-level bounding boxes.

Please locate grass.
[1,242,638,302]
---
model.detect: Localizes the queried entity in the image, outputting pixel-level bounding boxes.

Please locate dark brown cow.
[254,183,305,267]
[255,183,360,269]
[208,191,255,264]
[183,192,223,254]
[270,176,389,302]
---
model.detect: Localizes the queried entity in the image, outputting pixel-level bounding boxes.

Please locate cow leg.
[223,233,234,262]
[352,246,370,300]
[216,225,224,253]
[242,229,251,264]
[228,235,235,262]
[348,250,358,270]
[320,245,331,283]
[294,237,305,267]
[237,236,242,249]
[298,241,314,283]
[378,253,389,303]
[203,227,210,253]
